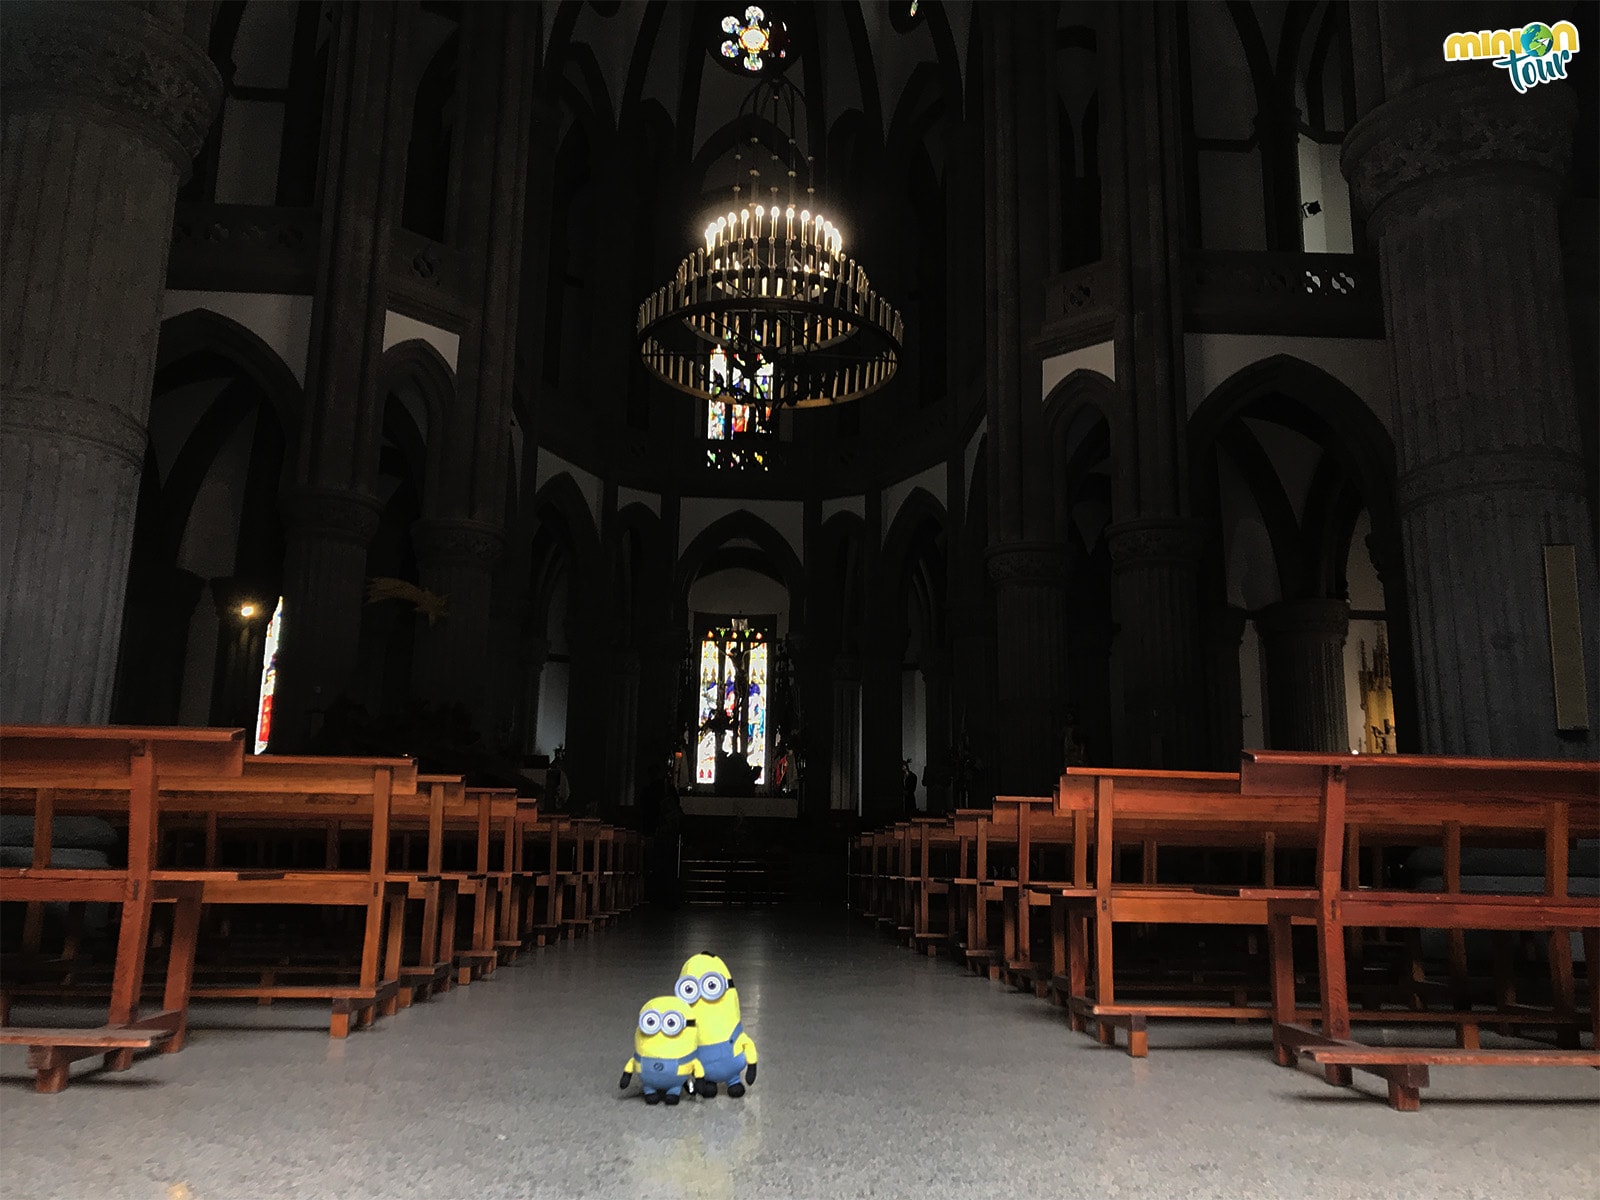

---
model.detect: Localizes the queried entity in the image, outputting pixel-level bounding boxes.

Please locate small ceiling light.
[239,603,256,619]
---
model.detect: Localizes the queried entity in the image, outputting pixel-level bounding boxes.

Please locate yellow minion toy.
[675,952,758,1098]
[620,995,704,1105]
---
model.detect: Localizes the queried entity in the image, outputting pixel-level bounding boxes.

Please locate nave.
[2,907,1594,1200]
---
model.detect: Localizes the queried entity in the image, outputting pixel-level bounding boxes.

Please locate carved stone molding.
[281,486,384,546]
[1183,251,1383,339]
[2,3,222,174]
[1107,518,1209,572]
[1397,449,1589,516]
[411,518,505,569]
[0,387,147,468]
[168,203,318,293]
[1342,72,1574,228]
[985,542,1068,587]
[1255,598,1351,642]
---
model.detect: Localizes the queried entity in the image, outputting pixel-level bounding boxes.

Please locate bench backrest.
[1242,751,1600,900]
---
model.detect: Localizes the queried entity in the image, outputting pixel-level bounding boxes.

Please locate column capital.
[1106,518,1208,572]
[411,517,505,569]
[985,542,1067,587]
[282,486,384,546]
[1256,597,1351,641]
[1342,72,1574,232]
[2,3,222,176]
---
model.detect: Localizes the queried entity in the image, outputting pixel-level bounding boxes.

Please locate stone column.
[948,598,997,806]
[918,648,954,813]
[276,487,383,745]
[1108,519,1209,768]
[0,2,220,722]
[602,649,642,809]
[1256,598,1351,752]
[1344,68,1600,756]
[1100,6,1212,768]
[1203,605,1249,767]
[407,6,534,731]
[830,657,863,815]
[410,517,504,721]
[986,544,1069,793]
[272,2,411,750]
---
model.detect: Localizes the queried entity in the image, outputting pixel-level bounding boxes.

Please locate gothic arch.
[380,339,455,510]
[673,509,808,628]
[156,307,304,438]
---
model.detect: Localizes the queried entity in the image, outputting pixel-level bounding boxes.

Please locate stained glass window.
[694,617,771,787]
[720,6,789,73]
[254,597,284,754]
[705,345,775,471]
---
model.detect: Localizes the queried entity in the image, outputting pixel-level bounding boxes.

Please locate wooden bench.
[1046,768,1324,1056]
[0,725,244,1091]
[146,754,418,1036]
[1247,751,1600,1110]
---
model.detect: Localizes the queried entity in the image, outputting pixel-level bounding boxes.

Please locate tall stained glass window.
[706,345,775,471]
[695,616,770,787]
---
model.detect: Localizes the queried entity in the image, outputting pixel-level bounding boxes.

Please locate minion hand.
[744,1063,757,1085]
[619,1071,632,1089]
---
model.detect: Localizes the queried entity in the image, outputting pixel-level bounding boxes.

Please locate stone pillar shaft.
[987,544,1069,793]
[1345,73,1599,756]
[410,518,504,721]
[274,2,411,748]
[604,650,642,809]
[0,3,218,722]
[1256,599,1351,752]
[830,658,862,814]
[1109,520,1209,768]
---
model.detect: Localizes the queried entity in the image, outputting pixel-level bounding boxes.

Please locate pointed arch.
[674,509,808,627]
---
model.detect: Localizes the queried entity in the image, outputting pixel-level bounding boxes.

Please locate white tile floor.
[2,908,1596,1199]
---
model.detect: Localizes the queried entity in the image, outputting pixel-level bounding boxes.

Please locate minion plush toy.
[620,996,704,1105]
[676,952,758,1098]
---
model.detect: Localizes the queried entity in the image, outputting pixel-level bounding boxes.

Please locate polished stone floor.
[2,908,1596,1200]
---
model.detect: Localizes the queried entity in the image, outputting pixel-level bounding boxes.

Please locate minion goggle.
[637,1009,693,1037]
[675,971,733,1004]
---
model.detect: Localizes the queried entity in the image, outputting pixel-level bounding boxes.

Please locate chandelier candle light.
[637,80,903,409]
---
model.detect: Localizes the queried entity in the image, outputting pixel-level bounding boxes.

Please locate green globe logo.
[1521,22,1554,56]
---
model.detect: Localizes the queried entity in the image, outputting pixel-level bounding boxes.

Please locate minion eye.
[662,1012,685,1036]
[639,1010,662,1035]
[700,973,725,999]
[676,976,700,1003]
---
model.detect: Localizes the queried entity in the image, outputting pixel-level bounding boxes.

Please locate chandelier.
[637,78,903,410]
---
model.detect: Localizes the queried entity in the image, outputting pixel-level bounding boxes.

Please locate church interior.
[1,1,1598,1195]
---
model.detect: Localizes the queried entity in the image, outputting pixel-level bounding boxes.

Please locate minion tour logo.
[1443,20,1580,92]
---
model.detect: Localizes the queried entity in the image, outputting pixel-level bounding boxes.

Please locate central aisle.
[2,907,1595,1199]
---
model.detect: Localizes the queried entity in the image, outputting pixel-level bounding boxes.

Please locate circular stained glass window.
[714,5,791,75]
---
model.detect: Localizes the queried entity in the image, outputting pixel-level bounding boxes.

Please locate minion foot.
[644,1092,662,1106]
[698,1080,719,1098]
[664,1092,681,1106]
[727,1082,746,1098]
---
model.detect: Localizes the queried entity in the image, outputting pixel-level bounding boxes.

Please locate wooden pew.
[947,806,1023,977]
[389,776,465,1003]
[0,725,244,1092]
[152,754,418,1036]
[1046,768,1323,1056]
[1247,752,1600,1111]
[515,810,565,946]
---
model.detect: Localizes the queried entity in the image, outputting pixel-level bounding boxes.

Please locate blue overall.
[696,1020,749,1088]
[636,1051,696,1096]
